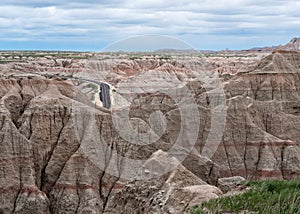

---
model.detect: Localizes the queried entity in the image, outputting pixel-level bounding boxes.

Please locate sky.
[0,0,300,51]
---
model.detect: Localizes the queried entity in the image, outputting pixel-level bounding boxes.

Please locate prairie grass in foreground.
[190,179,300,214]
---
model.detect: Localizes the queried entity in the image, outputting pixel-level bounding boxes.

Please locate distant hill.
[277,37,300,51]
[233,37,300,53]
[154,48,200,54]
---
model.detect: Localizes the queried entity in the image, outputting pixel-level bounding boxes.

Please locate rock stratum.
[0,46,299,213]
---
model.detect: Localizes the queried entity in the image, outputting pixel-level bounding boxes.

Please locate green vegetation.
[0,51,92,60]
[129,55,142,60]
[86,83,99,91]
[158,55,171,60]
[0,60,17,64]
[203,53,257,58]
[221,73,233,81]
[91,93,95,101]
[190,179,300,214]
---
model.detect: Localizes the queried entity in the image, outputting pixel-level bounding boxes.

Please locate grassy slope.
[190,179,300,214]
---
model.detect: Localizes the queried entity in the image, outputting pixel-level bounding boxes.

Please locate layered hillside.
[0,49,299,213]
[253,50,300,73]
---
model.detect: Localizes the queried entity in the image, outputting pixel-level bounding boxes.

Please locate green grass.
[86,83,99,91]
[0,60,16,64]
[190,179,300,214]
[0,51,91,60]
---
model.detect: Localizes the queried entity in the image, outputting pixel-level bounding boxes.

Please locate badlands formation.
[0,38,300,213]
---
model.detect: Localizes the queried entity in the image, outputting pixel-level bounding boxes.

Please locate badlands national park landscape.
[0,37,300,213]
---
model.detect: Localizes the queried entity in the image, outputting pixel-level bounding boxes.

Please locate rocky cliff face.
[0,77,221,213]
[0,50,299,213]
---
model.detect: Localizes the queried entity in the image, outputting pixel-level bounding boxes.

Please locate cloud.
[0,0,299,50]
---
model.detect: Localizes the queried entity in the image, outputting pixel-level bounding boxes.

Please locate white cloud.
[0,0,299,50]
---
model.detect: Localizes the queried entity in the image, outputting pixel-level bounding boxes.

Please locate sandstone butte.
[0,38,299,213]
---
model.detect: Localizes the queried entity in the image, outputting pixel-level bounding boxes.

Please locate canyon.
[0,38,300,213]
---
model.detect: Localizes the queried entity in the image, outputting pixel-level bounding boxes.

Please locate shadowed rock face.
[0,50,299,213]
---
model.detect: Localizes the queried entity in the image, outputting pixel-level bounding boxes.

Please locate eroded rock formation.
[0,47,299,213]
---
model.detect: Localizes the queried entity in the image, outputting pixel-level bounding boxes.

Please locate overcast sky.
[0,0,300,51]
